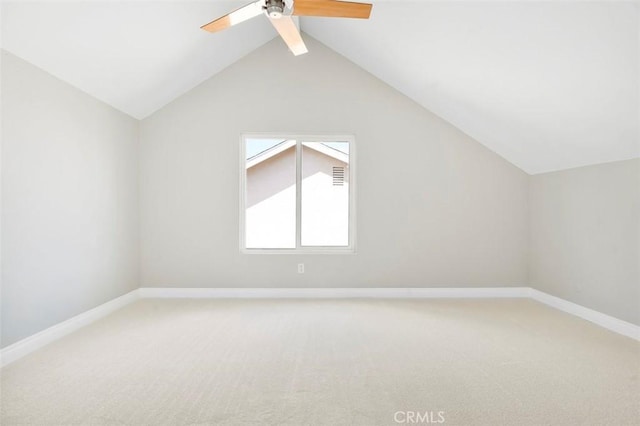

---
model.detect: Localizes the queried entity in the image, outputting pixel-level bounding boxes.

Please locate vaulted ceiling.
[2,1,638,174]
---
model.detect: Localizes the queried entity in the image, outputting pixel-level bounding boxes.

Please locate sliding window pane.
[301,141,350,247]
[245,138,296,249]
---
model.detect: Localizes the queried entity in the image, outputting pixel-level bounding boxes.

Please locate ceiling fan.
[200,0,373,56]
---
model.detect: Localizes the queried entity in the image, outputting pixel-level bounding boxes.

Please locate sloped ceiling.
[1,1,638,174]
[0,1,278,120]
[305,1,639,174]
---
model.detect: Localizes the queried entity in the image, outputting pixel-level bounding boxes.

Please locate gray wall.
[139,37,529,289]
[1,51,139,347]
[529,159,640,325]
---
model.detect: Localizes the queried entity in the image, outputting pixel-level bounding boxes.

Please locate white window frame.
[239,133,356,254]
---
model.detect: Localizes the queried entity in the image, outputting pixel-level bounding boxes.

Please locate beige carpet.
[1,298,639,425]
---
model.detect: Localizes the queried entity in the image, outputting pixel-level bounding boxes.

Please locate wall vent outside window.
[333,167,345,186]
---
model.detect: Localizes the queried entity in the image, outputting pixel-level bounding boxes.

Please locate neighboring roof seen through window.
[246,138,349,160]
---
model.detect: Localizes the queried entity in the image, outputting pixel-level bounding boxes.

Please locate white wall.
[246,146,297,249]
[530,159,640,325]
[299,145,350,247]
[1,51,139,347]
[139,36,528,289]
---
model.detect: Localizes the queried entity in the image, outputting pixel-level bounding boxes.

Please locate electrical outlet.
[298,263,305,274]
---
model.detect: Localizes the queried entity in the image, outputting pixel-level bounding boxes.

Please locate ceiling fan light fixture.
[265,0,285,18]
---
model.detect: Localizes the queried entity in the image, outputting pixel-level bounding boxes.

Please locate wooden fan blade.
[269,16,308,56]
[201,0,265,33]
[292,0,372,19]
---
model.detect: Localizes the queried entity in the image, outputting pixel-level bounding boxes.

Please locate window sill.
[241,248,356,255]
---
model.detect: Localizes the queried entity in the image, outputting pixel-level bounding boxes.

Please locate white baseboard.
[529,289,640,341]
[137,287,530,299]
[2,286,637,368]
[0,289,140,368]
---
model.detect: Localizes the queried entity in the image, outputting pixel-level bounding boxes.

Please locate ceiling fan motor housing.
[265,0,285,18]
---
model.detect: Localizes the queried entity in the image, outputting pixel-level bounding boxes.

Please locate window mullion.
[295,140,302,249]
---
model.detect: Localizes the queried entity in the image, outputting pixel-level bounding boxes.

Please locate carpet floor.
[1,298,639,425]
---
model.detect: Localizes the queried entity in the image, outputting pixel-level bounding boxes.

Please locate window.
[240,135,355,253]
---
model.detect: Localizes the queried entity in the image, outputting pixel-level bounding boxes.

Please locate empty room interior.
[0,1,639,425]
